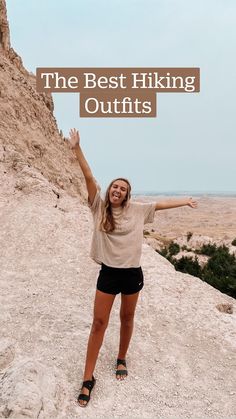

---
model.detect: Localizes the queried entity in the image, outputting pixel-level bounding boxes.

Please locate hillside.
[0,187,235,418]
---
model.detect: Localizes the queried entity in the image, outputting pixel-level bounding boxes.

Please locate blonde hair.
[100,178,131,233]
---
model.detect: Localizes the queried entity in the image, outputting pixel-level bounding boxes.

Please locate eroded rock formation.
[0,0,86,200]
[0,0,10,53]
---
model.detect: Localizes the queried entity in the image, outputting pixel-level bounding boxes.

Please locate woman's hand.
[187,197,198,208]
[69,128,80,149]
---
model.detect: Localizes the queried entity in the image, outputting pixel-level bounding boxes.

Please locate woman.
[68,128,197,407]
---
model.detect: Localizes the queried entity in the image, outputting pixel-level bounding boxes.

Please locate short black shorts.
[96,263,144,295]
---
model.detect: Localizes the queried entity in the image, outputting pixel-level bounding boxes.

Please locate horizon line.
[132,190,236,196]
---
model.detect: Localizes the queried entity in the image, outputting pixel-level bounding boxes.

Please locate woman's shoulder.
[128,199,146,207]
[126,200,143,211]
[127,199,155,214]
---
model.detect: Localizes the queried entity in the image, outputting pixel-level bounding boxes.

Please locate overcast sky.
[6,0,236,193]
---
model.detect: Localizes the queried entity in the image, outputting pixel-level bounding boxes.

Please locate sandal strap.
[116,369,128,375]
[78,376,96,405]
[117,358,126,367]
[82,378,95,391]
[78,394,90,402]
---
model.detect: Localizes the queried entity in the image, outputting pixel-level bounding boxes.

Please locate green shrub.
[197,243,217,256]
[201,245,236,298]
[159,241,236,299]
[202,269,236,299]
[157,242,180,259]
[205,245,234,275]
[173,256,202,278]
[168,242,180,256]
[157,247,168,258]
[231,238,236,246]
[187,231,193,241]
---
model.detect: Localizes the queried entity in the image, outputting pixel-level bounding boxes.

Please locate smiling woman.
[99,178,131,232]
[109,180,129,205]
[67,128,197,407]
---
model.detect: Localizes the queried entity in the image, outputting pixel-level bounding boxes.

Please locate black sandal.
[77,375,96,407]
[116,358,128,379]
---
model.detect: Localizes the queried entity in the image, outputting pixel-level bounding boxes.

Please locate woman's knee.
[91,317,108,333]
[120,312,135,327]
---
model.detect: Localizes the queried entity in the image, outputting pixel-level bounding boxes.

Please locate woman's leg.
[79,289,116,405]
[117,291,140,380]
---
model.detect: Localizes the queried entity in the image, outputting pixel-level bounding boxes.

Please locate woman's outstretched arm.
[155,197,197,211]
[68,128,97,205]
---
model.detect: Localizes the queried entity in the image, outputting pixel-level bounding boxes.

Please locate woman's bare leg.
[79,290,116,405]
[117,291,140,380]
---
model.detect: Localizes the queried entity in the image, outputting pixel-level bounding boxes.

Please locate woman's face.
[109,180,129,207]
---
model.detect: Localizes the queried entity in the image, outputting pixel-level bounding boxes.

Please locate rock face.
[0,339,15,371]
[0,0,86,200]
[0,0,29,75]
[0,0,10,52]
[0,190,236,419]
[0,359,66,418]
[0,189,236,419]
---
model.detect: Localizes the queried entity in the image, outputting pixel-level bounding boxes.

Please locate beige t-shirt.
[89,189,156,268]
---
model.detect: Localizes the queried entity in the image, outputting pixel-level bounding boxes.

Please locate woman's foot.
[116,358,128,380]
[77,376,96,407]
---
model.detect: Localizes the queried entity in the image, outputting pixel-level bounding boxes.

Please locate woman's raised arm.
[68,128,97,205]
[155,197,198,211]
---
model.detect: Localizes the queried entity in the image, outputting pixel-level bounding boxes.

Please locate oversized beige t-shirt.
[89,189,156,268]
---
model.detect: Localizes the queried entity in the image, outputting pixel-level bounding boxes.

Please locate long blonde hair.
[100,178,131,233]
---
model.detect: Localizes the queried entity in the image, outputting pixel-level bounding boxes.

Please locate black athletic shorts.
[96,263,144,295]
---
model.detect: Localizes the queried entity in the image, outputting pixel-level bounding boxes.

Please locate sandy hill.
[0,1,236,418]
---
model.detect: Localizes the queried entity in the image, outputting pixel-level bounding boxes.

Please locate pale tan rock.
[228,245,236,257]
[0,1,87,201]
[174,234,214,250]
[216,303,233,314]
[173,250,209,267]
[0,54,87,200]
[144,236,162,252]
[0,339,15,370]
[0,359,66,419]
[0,188,235,419]
[0,0,10,53]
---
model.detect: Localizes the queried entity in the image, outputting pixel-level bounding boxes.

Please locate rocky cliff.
[0,0,86,200]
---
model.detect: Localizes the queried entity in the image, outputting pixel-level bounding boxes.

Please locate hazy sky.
[6,0,236,193]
